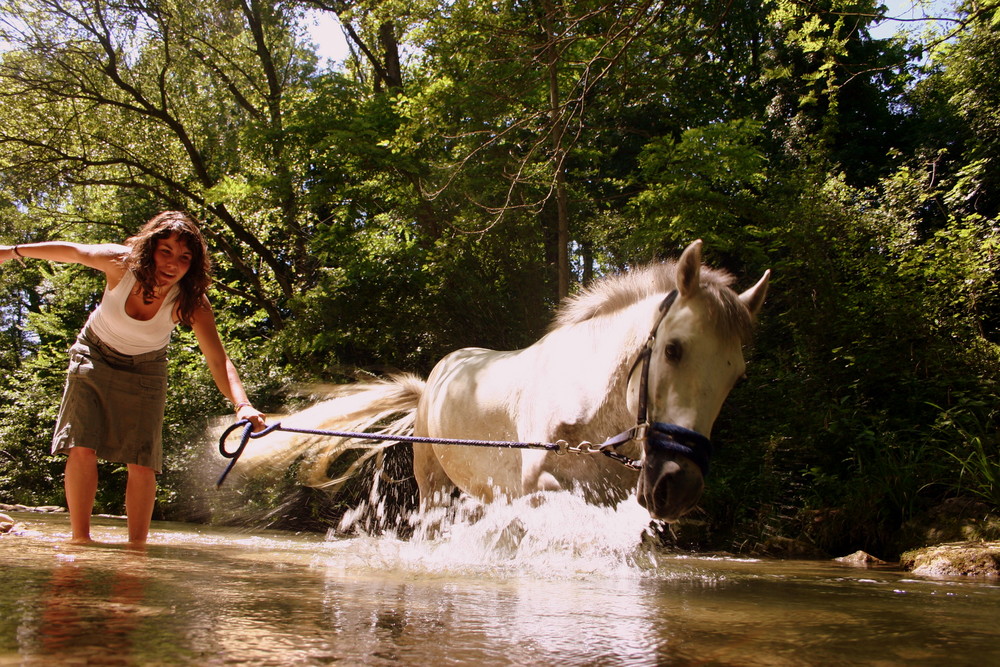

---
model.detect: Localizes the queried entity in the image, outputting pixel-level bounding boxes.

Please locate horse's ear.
[739,269,771,317]
[676,240,703,297]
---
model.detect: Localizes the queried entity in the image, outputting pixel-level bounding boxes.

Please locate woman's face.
[153,232,193,288]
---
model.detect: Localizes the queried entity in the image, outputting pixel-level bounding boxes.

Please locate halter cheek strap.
[599,289,714,477]
[635,290,679,427]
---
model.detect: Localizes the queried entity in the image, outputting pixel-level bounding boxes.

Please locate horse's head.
[630,240,769,522]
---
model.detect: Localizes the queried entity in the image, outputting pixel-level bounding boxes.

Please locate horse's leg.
[412,442,456,509]
[521,419,589,493]
[521,449,562,493]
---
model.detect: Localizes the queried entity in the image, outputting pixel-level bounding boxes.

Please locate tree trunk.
[542,1,571,300]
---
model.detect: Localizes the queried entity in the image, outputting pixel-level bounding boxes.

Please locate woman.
[1,211,266,545]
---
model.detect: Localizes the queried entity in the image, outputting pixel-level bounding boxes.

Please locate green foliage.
[632,119,770,259]
[0,355,68,507]
[933,397,1000,507]
[0,0,320,322]
[0,0,997,557]
[663,140,999,555]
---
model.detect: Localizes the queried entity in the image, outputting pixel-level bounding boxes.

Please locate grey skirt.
[51,325,169,473]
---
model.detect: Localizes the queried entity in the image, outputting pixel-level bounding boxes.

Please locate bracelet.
[11,245,25,265]
[234,401,252,412]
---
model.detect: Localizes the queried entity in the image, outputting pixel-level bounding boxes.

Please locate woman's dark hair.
[125,211,212,326]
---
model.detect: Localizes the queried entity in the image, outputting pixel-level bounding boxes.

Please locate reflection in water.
[35,557,147,661]
[12,546,167,666]
[313,572,666,664]
[2,502,1000,666]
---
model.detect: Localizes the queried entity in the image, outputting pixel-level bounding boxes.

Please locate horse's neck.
[523,297,655,437]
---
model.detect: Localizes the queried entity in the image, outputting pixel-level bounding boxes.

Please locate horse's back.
[417,346,531,439]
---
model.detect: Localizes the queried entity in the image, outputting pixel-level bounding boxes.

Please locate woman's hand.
[0,245,23,266]
[236,403,267,432]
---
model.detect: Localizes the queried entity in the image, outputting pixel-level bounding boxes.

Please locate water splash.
[325,490,663,580]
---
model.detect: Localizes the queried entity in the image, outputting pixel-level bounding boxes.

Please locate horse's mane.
[550,261,754,342]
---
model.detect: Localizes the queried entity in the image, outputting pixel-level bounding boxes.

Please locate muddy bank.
[788,498,1000,578]
[893,498,1000,577]
[899,541,1000,577]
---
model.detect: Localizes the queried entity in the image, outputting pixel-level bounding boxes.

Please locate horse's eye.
[664,341,683,363]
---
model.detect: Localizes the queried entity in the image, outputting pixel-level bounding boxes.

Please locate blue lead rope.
[215,420,564,487]
[217,420,256,487]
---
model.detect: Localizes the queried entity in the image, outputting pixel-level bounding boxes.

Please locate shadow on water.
[3,496,1000,666]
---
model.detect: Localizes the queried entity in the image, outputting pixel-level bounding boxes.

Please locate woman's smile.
[154,233,192,288]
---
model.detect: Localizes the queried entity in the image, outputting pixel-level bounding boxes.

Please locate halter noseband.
[604,290,714,476]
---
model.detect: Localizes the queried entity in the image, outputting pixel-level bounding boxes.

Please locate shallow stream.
[2,495,999,665]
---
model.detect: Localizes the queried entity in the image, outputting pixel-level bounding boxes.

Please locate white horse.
[235,240,769,523]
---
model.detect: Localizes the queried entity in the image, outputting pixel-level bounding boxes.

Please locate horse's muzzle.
[636,424,711,522]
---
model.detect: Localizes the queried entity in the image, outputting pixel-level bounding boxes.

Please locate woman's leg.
[64,447,98,544]
[125,464,157,544]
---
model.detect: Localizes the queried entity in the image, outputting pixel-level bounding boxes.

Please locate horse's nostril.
[638,455,704,522]
[660,460,683,478]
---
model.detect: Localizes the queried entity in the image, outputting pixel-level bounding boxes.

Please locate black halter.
[602,290,714,476]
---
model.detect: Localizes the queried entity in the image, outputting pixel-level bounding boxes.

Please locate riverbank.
[894,497,1000,577]
[900,541,1000,577]
[1,503,64,535]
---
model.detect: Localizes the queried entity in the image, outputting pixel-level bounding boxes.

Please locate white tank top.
[86,271,180,355]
